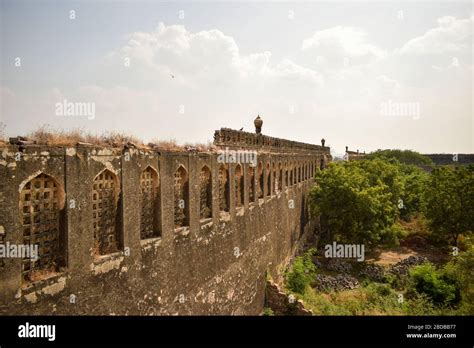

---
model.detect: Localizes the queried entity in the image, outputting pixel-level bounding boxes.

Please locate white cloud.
[3,15,472,153]
[301,26,386,69]
[374,75,401,96]
[400,16,473,55]
[109,22,323,87]
[266,59,324,86]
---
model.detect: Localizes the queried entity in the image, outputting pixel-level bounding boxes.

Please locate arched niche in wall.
[199,165,212,219]
[92,169,122,255]
[19,172,66,283]
[140,166,161,239]
[173,165,189,228]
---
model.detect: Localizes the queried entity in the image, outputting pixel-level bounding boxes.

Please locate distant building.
[344,146,366,161]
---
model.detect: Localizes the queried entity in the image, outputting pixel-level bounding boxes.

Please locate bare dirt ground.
[366,244,449,266]
[366,247,417,266]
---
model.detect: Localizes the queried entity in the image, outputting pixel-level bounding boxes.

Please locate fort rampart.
[0,126,330,315]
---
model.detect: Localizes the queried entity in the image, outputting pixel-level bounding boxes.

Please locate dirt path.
[372,247,419,266]
[366,245,448,266]
[367,247,418,266]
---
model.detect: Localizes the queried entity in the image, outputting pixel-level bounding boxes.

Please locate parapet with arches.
[0,123,331,315]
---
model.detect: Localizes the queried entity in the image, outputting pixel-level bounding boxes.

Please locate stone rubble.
[325,259,353,273]
[313,273,360,292]
[311,253,431,295]
[359,263,386,282]
[389,255,429,276]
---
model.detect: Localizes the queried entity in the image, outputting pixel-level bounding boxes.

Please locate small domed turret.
[254,115,263,134]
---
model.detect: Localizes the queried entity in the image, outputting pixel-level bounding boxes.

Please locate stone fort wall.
[0,128,330,315]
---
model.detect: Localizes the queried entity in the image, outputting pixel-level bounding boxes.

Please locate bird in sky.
[239,127,244,131]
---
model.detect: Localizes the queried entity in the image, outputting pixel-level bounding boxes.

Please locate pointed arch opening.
[289,163,294,186]
[248,165,255,203]
[278,162,283,192]
[19,172,66,283]
[92,169,122,256]
[234,164,244,207]
[140,166,161,239]
[257,162,264,199]
[199,165,212,220]
[293,164,297,185]
[272,163,277,195]
[218,164,230,212]
[266,162,271,197]
[174,165,189,228]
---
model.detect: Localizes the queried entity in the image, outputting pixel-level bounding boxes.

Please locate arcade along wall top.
[213,115,330,154]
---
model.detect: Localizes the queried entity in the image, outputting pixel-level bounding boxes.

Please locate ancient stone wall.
[0,129,330,315]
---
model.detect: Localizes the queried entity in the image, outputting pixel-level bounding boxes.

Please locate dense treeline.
[364,149,434,166]
[310,152,473,249]
[280,150,474,315]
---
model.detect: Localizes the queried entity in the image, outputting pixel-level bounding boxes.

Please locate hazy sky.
[1,0,472,154]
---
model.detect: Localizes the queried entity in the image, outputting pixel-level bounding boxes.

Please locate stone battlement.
[213,128,328,153]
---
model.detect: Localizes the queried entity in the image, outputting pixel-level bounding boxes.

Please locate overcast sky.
[1,0,472,154]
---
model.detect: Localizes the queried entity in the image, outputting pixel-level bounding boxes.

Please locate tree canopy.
[365,149,433,166]
[424,165,474,245]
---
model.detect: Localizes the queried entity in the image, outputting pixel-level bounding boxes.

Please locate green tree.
[309,160,399,249]
[442,245,474,313]
[358,155,429,219]
[356,158,405,207]
[409,263,460,306]
[398,164,429,219]
[424,165,474,246]
[365,149,433,166]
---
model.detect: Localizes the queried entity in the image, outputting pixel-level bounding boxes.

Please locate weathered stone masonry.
[0,125,331,315]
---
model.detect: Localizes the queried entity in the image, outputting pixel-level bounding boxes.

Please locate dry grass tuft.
[26,125,147,148]
[5,125,217,152]
[150,139,184,152]
[150,139,217,152]
[0,122,6,145]
[184,141,217,152]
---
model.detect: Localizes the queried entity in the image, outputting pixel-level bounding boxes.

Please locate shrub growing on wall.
[286,248,317,294]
